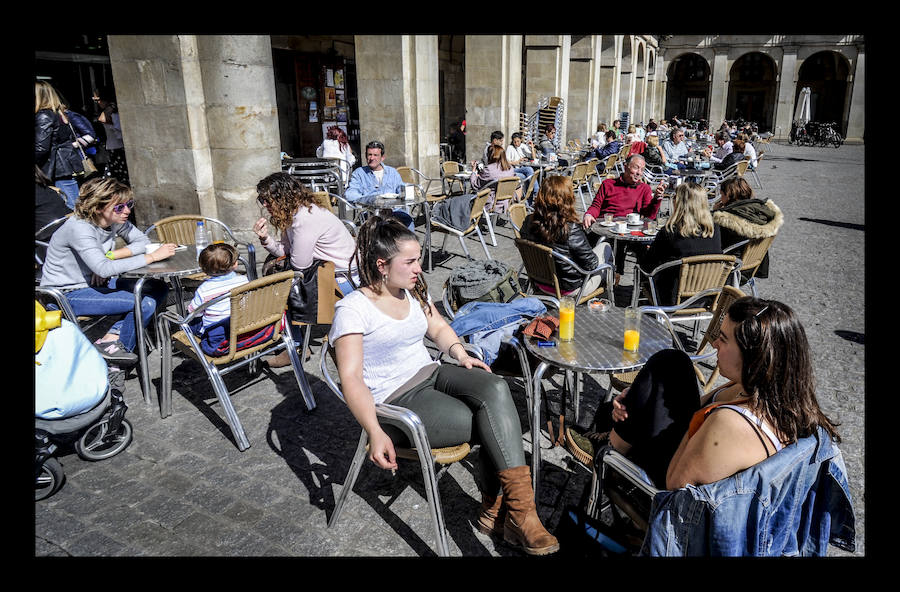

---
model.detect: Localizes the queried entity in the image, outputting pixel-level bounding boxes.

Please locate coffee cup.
[616,221,628,233]
[145,243,160,255]
[626,213,640,225]
[603,213,614,224]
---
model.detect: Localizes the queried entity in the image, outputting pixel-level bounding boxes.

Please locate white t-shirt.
[328,289,437,403]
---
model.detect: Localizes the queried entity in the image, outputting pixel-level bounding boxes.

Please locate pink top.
[262,204,357,272]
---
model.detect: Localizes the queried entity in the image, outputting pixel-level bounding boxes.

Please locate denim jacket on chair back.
[449,298,546,365]
[640,425,856,556]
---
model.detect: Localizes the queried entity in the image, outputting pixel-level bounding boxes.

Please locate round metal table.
[523,305,674,495]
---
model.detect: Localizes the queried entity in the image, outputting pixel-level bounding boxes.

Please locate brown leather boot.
[474,493,505,536]
[498,465,559,555]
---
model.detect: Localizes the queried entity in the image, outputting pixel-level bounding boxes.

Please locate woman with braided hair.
[328,215,559,555]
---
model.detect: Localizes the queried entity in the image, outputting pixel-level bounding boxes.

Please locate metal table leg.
[132,277,152,404]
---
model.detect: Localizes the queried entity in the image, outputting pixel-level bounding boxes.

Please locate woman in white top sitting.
[253,172,358,366]
[328,215,559,555]
[316,125,356,187]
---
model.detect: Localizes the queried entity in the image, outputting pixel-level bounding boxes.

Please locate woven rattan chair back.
[515,238,561,297]
[675,254,737,312]
[736,160,749,177]
[396,166,416,185]
[603,154,618,176]
[309,191,336,215]
[442,161,461,175]
[737,235,775,279]
[508,203,528,238]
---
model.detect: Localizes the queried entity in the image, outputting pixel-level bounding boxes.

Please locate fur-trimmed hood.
[713,199,783,239]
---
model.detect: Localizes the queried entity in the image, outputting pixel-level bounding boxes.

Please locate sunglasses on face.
[112,200,134,214]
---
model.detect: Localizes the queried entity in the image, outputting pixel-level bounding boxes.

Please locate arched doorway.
[634,42,645,124]
[665,52,710,122]
[727,51,777,132]
[797,51,850,135]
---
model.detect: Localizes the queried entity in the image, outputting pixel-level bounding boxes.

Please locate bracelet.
[105,251,115,260]
[448,342,466,358]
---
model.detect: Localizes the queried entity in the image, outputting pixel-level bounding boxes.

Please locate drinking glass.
[624,306,641,352]
[558,296,575,342]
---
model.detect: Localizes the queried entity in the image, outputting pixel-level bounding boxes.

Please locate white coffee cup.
[616,221,628,233]
[627,213,640,225]
[145,243,160,255]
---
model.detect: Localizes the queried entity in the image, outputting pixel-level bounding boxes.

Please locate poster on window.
[335,89,345,106]
[324,87,336,108]
[308,101,318,123]
[325,68,334,87]
[334,69,344,89]
[336,107,348,123]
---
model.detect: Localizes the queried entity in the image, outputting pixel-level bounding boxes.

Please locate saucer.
[598,220,616,227]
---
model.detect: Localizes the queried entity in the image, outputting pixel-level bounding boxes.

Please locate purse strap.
[64,116,89,160]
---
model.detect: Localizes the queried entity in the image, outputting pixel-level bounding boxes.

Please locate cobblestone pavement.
[34,143,864,557]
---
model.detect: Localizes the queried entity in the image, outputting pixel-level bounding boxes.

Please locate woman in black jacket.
[35,81,85,209]
[713,177,783,282]
[636,181,722,306]
[521,175,612,298]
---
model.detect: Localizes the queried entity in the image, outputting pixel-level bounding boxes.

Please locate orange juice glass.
[558,297,575,342]
[624,306,641,352]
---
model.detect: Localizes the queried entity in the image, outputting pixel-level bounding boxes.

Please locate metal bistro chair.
[158,270,316,451]
[631,254,741,340]
[145,215,258,314]
[430,188,493,261]
[600,153,618,179]
[569,161,591,212]
[480,176,523,246]
[441,161,467,196]
[723,235,776,298]
[320,340,482,557]
[508,202,530,239]
[748,152,764,189]
[514,237,614,307]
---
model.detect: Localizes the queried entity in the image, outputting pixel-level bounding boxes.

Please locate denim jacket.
[640,425,855,556]
[345,163,405,204]
[449,298,546,365]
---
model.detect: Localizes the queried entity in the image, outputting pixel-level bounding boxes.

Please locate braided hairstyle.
[351,215,430,315]
[727,297,841,444]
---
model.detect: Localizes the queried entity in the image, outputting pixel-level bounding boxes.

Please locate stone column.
[773,47,799,141]
[355,35,441,182]
[465,35,523,162]
[708,48,730,128]
[845,46,865,144]
[567,35,596,141]
[523,35,571,140]
[597,36,620,126]
[106,34,280,241]
[618,38,635,121]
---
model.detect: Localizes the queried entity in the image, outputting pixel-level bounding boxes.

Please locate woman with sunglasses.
[39,177,176,364]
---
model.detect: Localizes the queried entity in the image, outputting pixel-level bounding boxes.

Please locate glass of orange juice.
[624,306,640,352]
[558,297,575,342]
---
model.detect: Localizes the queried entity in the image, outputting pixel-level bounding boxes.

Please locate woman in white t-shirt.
[328,216,559,556]
[316,126,356,187]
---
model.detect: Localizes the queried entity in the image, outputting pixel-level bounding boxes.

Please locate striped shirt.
[188,271,250,332]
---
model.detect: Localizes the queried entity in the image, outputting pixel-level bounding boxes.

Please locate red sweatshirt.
[585,177,661,220]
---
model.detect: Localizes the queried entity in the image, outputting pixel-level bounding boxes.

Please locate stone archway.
[797,50,851,135]
[727,51,778,132]
[665,52,710,121]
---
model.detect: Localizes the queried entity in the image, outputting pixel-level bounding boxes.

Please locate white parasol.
[793,87,811,127]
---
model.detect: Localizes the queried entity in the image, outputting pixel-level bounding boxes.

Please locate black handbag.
[288,260,325,325]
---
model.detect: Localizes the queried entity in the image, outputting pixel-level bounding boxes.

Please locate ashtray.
[588,298,610,312]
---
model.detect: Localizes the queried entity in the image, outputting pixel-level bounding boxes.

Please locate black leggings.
[613,349,702,488]
[384,364,526,494]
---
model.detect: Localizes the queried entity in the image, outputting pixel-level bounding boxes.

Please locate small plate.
[643,229,659,236]
[379,193,400,199]
[598,220,616,227]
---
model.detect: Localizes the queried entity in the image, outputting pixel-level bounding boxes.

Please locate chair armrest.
[723,239,749,254]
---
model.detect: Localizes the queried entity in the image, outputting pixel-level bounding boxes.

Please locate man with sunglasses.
[345,140,414,229]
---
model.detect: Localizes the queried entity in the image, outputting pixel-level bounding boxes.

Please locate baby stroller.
[35,302,133,501]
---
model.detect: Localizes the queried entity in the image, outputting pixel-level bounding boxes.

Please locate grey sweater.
[39,216,151,291]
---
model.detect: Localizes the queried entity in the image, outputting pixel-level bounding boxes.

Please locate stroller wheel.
[36,457,65,501]
[75,418,133,461]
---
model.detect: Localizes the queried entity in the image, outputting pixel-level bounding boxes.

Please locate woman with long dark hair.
[603,297,841,490]
[520,175,612,297]
[328,215,559,555]
[253,172,358,366]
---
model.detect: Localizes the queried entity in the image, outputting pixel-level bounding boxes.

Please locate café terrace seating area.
[36,114,859,558]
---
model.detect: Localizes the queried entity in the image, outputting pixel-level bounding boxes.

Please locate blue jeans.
[55,178,80,210]
[63,277,168,351]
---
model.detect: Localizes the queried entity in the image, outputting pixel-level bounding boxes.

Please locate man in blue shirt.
[345,140,414,229]
[661,128,689,162]
[594,130,621,160]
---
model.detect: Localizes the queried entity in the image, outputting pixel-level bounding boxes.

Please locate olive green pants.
[384,363,526,494]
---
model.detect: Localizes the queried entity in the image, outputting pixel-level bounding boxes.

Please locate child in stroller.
[35,301,134,501]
